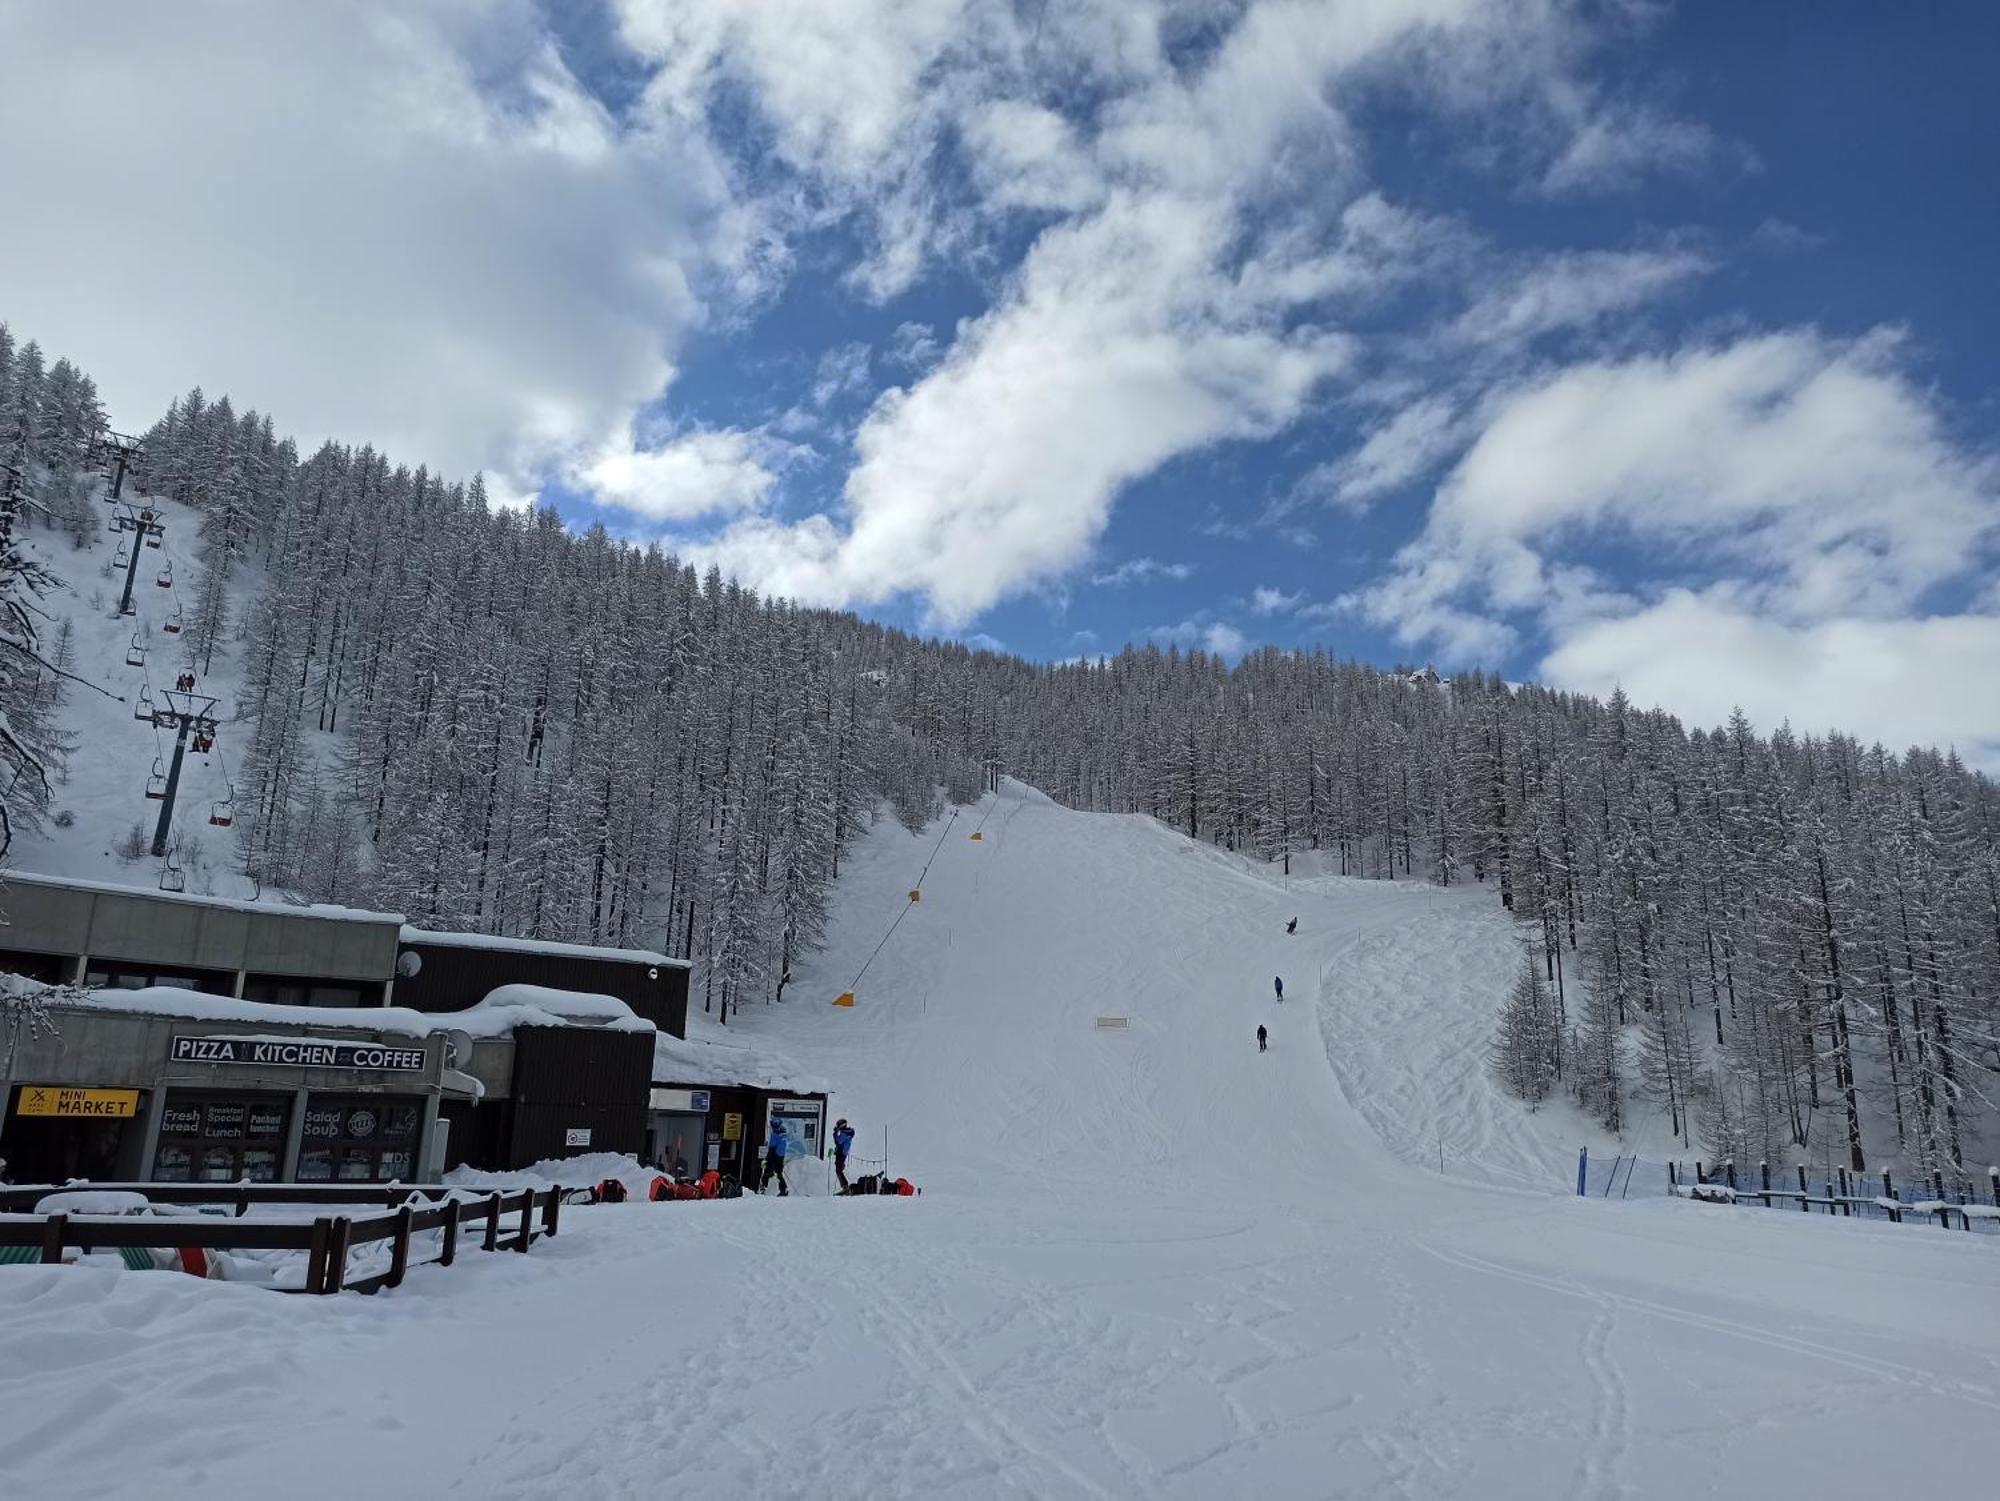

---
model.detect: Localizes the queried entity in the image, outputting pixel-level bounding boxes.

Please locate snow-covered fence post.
[39,1212,66,1264]
[1759,1161,1771,1208]
[1796,1165,1809,1211]
[515,1190,533,1252]
[307,1218,332,1292]
[1881,1169,1900,1224]
[439,1199,461,1267]
[1576,1147,1587,1197]
[1725,1160,1737,1192]
[1931,1171,1950,1229]
[1668,1161,1678,1190]
[542,1186,561,1239]
[386,1204,414,1289]
[1989,1167,1998,1209]
[1695,1160,1705,1185]
[482,1192,502,1252]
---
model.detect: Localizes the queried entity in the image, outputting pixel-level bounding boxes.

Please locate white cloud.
[1451,247,1711,348]
[581,430,780,520]
[811,342,873,408]
[1354,329,1997,655]
[1250,586,1302,615]
[1093,557,1194,587]
[1542,592,2000,771]
[1151,618,1249,659]
[1343,326,1999,755]
[885,321,943,373]
[1299,396,1464,513]
[1541,102,1730,196]
[0,3,748,493]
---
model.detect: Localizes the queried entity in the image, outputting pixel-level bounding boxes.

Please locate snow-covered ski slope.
[5,782,1999,1499]
[11,487,257,897]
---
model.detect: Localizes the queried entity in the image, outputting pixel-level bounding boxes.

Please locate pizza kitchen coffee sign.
[170,1034,427,1073]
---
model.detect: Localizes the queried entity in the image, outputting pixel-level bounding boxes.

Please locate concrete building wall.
[0,874,401,984]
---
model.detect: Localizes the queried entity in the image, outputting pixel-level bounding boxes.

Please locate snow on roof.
[39,982,652,1039]
[399,924,680,968]
[2,869,404,925]
[652,1029,828,1095]
[479,984,653,1032]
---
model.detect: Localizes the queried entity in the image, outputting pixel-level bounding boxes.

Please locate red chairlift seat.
[155,565,172,588]
[163,604,183,635]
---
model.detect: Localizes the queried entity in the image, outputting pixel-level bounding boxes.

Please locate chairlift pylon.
[145,759,166,800]
[125,633,146,667]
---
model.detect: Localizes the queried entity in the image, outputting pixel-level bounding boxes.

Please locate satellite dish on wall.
[647,967,660,980]
[396,950,423,979]
[443,1029,474,1069]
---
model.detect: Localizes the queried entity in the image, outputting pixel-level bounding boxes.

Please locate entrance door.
[649,1112,704,1178]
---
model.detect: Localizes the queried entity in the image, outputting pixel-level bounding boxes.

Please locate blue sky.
[3,2,1996,761]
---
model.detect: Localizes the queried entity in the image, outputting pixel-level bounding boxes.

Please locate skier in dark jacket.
[1257,1024,1268,1053]
[762,1120,790,1196]
[832,1118,855,1191]
[1274,975,1284,1002]
[1285,917,1297,935]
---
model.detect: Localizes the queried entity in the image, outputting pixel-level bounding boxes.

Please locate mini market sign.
[17,1085,140,1118]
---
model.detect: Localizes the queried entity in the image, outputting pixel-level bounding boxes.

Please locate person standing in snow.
[1285,917,1297,935]
[832,1118,855,1191]
[1257,1024,1268,1053]
[1274,975,1284,1002]
[763,1119,790,1196]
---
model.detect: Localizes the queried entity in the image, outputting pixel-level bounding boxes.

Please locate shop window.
[241,975,382,1009]
[153,1091,292,1183]
[297,1095,425,1183]
[86,961,234,995]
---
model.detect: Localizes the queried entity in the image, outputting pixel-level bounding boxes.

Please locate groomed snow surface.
[5,783,1998,1498]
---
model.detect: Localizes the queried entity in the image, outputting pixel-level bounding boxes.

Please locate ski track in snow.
[5,781,2000,1498]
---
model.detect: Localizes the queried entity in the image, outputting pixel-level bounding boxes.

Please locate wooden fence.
[1668,1160,2000,1235]
[0,1182,564,1293]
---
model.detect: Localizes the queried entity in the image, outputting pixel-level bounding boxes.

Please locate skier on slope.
[1286,917,1297,935]
[762,1118,790,1196]
[1257,1024,1268,1053]
[1274,975,1284,1002]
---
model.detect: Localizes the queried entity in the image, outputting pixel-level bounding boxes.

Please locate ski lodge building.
[0,873,826,1190]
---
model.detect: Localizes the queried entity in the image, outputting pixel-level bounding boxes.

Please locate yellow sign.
[722,1112,743,1141]
[17,1086,140,1119]
[969,832,983,841]
[833,992,855,1008]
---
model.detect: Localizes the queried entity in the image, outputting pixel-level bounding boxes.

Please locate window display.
[153,1090,292,1183]
[300,1093,425,1183]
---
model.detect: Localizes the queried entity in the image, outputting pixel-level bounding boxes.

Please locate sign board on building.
[170,1035,426,1073]
[722,1112,742,1140]
[565,1127,592,1147]
[16,1085,140,1119]
[647,1087,712,1113]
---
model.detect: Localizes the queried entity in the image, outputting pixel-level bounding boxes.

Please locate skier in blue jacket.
[763,1119,790,1196]
[832,1118,855,1191]
[1274,975,1284,1002]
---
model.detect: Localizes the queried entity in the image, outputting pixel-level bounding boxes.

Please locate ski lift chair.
[133,686,154,721]
[155,562,172,588]
[125,633,146,667]
[209,784,235,828]
[164,603,183,634]
[158,854,186,894]
[144,533,161,550]
[114,542,130,568]
[145,759,166,800]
